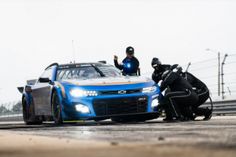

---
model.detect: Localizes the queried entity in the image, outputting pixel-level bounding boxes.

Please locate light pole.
[221,54,228,99]
[206,48,221,96]
[185,62,191,72]
[227,87,231,96]
[72,40,76,63]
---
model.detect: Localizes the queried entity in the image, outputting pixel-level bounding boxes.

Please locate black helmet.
[151,57,162,68]
[126,46,134,55]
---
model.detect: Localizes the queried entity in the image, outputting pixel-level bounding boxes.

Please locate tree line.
[0,101,22,115]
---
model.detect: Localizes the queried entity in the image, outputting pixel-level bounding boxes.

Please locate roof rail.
[45,63,59,70]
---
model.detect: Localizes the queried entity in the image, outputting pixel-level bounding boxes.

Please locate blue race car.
[18,62,161,124]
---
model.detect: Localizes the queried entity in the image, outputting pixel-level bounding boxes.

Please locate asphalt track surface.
[1,116,236,147]
[1,116,236,157]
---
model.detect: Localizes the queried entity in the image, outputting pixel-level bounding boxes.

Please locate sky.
[0,0,236,103]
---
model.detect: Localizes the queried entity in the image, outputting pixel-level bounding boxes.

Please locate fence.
[203,99,236,115]
[182,53,236,100]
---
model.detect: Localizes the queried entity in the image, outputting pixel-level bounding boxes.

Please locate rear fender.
[22,93,32,108]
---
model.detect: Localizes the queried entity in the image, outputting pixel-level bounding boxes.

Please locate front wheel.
[52,92,63,125]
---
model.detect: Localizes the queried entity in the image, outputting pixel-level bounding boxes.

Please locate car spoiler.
[17,87,24,94]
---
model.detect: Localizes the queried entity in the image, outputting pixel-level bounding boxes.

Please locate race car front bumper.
[61,93,160,121]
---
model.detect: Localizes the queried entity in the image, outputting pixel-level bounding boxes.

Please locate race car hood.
[58,76,155,91]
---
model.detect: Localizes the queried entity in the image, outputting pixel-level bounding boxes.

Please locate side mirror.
[39,77,50,83]
[27,79,37,85]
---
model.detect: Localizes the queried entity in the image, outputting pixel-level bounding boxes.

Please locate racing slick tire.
[52,92,63,125]
[22,96,42,125]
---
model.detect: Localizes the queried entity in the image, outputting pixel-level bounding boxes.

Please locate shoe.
[203,110,212,121]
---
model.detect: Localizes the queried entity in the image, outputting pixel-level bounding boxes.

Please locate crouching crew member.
[183,72,212,120]
[160,68,199,121]
[114,46,140,76]
[151,58,198,121]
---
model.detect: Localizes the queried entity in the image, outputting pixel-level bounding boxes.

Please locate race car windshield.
[56,65,122,81]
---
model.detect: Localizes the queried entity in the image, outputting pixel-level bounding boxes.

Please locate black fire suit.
[114,56,139,76]
[183,72,211,117]
[159,70,199,120]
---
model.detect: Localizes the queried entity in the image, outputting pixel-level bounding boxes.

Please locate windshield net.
[56,65,121,81]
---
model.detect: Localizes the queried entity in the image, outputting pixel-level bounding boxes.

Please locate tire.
[52,92,63,125]
[22,97,42,125]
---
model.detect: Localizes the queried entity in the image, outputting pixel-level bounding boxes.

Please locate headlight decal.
[70,89,98,97]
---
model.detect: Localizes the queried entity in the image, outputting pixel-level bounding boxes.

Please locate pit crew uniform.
[114,57,139,76]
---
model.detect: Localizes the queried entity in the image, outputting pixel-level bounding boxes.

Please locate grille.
[99,89,142,95]
[93,96,148,116]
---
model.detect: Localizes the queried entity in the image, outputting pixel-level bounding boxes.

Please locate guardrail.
[203,99,236,115]
[0,101,22,122]
[0,114,23,122]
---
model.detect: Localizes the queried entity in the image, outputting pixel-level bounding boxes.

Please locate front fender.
[153,84,164,103]
[52,85,66,119]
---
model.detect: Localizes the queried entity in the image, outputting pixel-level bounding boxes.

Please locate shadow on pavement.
[0,119,165,130]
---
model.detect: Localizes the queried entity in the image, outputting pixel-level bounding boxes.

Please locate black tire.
[22,97,42,125]
[52,92,63,125]
[22,97,29,123]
